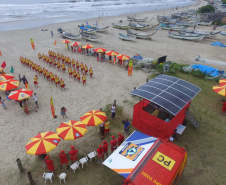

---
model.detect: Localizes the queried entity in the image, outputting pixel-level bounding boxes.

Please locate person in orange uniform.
[50,72,55,84]
[46,70,50,81]
[45,155,55,172]
[117,133,124,146]
[76,60,79,70]
[61,63,66,73]
[69,146,78,164]
[84,64,88,74]
[57,61,61,70]
[80,62,84,72]
[82,73,86,86]
[73,70,77,81]
[89,67,93,78]
[97,145,104,163]
[102,140,109,158]
[77,71,80,83]
[68,67,72,77]
[34,75,38,88]
[60,78,65,90]
[59,150,70,169]
[55,75,59,87]
[110,135,117,153]
[72,59,75,68]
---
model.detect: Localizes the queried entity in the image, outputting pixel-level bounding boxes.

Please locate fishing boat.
[129,22,151,30]
[127,16,148,22]
[79,25,96,34]
[127,29,155,40]
[86,25,109,32]
[118,33,136,41]
[81,33,100,42]
[198,21,212,26]
[184,30,221,39]
[112,23,129,30]
[161,23,185,31]
[221,31,226,36]
[60,32,80,40]
[168,32,205,41]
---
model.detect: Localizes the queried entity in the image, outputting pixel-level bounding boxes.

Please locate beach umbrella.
[117,54,130,60]
[82,44,94,49]
[25,131,60,155]
[106,51,119,56]
[0,79,19,91]
[0,74,14,82]
[80,110,107,126]
[8,88,33,101]
[61,40,71,44]
[72,42,82,46]
[56,120,88,140]
[94,47,107,53]
[0,67,4,72]
[213,85,226,96]
[219,79,226,87]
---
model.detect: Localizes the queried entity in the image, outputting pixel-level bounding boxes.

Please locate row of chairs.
[42,151,97,183]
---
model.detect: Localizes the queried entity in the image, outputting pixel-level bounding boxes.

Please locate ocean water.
[0,0,196,31]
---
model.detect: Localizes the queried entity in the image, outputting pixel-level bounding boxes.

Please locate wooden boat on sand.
[118,33,136,41]
[112,23,129,30]
[127,29,155,40]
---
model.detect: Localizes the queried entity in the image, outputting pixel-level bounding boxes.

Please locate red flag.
[54,40,57,45]
[0,50,2,56]
[50,96,56,118]
[1,61,6,68]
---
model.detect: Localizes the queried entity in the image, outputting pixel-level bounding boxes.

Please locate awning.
[130,75,201,116]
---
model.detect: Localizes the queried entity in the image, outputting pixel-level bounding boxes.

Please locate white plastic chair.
[79,157,88,168]
[70,161,80,174]
[43,172,54,183]
[87,151,97,162]
[58,173,66,184]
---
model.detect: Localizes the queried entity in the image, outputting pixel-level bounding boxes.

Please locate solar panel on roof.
[130,75,201,115]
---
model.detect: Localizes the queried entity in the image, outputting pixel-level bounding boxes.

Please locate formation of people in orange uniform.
[20,56,66,90]
[44,133,124,172]
[38,51,93,86]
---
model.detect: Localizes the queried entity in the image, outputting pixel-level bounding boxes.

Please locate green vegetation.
[212,20,226,26]
[222,0,226,4]
[197,5,215,13]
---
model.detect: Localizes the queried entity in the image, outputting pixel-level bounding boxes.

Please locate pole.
[27,172,34,185]
[16,158,23,172]
[114,100,116,106]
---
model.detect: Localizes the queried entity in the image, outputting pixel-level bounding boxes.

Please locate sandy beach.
[0,0,226,184]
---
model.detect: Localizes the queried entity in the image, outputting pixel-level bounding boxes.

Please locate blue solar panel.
[130,75,201,115]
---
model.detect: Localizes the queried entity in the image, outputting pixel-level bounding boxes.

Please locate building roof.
[130,75,201,116]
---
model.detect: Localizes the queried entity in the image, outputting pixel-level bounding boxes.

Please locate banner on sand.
[50,96,56,118]
[0,50,2,56]
[54,40,57,45]
[128,60,133,76]
[1,61,6,68]
[30,38,35,50]
[25,82,29,90]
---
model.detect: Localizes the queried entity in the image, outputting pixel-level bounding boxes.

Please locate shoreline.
[0,0,199,32]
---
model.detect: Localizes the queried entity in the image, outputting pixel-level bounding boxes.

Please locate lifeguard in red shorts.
[55,75,59,87]
[69,146,78,164]
[59,150,70,169]
[38,53,42,60]
[73,70,77,81]
[84,64,88,74]
[77,71,80,83]
[62,63,66,73]
[97,145,104,163]
[72,59,75,68]
[45,155,55,172]
[76,60,79,70]
[34,75,38,88]
[110,135,117,153]
[82,74,86,86]
[68,67,72,77]
[60,78,65,90]
[57,61,61,70]
[103,140,109,158]
[117,133,124,146]
[50,72,54,84]
[68,57,71,66]
[61,54,65,63]
[89,67,93,78]
[65,56,68,66]
[80,62,84,72]
[46,70,50,80]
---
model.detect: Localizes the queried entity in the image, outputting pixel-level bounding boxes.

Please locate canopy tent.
[130,75,201,139]
[103,131,157,178]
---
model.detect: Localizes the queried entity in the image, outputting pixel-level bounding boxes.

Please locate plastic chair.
[87,151,97,162]
[70,161,80,174]
[79,157,88,168]
[43,172,54,183]
[58,173,66,184]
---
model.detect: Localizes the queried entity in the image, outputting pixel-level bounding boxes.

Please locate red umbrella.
[117,54,130,60]
[219,79,226,87]
[72,42,82,46]
[0,74,14,82]
[0,79,19,91]
[106,51,119,56]
[8,88,33,101]
[82,44,94,49]
[61,40,71,44]
[94,47,107,53]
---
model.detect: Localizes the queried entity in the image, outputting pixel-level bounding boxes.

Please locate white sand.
[0,0,225,180]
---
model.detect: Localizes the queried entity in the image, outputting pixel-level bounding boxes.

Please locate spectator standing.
[22,75,28,85]
[99,121,105,140]
[0,96,6,109]
[124,119,130,135]
[51,31,53,37]
[61,107,67,118]
[111,104,116,119]
[33,93,38,108]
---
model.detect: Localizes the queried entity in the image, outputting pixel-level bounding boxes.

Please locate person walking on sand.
[68,66,72,77]
[111,104,116,119]
[73,70,77,81]
[60,78,66,90]
[45,155,55,173]
[77,71,80,83]
[0,96,7,109]
[76,60,80,70]
[22,75,28,85]
[59,150,70,169]
[34,75,38,88]
[61,107,67,118]
[33,93,39,108]
[82,74,86,86]
[51,31,53,37]
[89,67,93,78]
[55,75,59,87]
[69,146,78,164]
[84,64,88,74]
